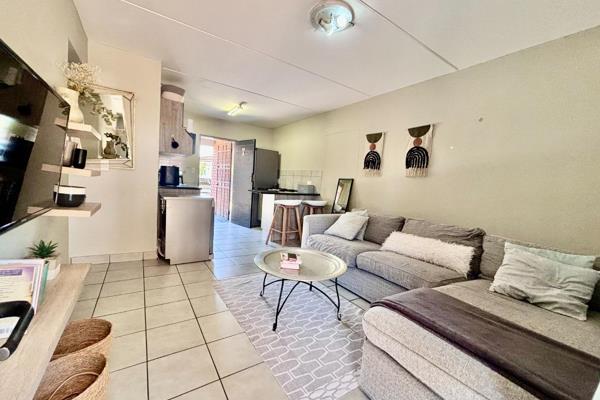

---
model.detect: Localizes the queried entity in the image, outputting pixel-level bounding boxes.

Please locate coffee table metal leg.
[309,282,313,291]
[273,279,286,331]
[335,278,341,320]
[260,273,268,297]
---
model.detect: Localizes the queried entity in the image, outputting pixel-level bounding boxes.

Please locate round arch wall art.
[362,132,385,176]
[405,124,434,177]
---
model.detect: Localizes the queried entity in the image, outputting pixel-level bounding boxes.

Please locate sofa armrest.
[301,214,341,248]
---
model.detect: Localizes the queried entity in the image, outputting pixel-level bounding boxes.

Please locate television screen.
[0,40,68,234]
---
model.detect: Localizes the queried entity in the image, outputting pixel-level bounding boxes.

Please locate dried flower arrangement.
[61,62,116,125]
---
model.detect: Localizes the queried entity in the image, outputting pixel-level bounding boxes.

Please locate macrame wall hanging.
[405,124,434,177]
[362,132,385,176]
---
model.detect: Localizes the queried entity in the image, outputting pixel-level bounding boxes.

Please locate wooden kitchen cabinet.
[159,96,194,155]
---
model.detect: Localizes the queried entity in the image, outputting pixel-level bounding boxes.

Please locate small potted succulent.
[29,240,60,280]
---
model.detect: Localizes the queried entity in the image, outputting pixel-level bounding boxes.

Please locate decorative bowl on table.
[53,184,86,207]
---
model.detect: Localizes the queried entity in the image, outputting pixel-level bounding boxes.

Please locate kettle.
[159,166,180,186]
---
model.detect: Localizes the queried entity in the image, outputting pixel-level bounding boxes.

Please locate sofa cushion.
[324,213,369,241]
[402,218,485,278]
[490,245,600,320]
[481,234,600,311]
[356,251,465,290]
[364,215,405,245]
[305,234,380,268]
[363,279,600,399]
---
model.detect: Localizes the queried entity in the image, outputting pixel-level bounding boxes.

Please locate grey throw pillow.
[490,246,600,320]
[325,213,369,241]
[364,215,405,245]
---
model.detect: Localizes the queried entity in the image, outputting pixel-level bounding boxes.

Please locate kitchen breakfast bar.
[250,190,322,241]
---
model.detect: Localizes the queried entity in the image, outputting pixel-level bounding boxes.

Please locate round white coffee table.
[254,248,347,331]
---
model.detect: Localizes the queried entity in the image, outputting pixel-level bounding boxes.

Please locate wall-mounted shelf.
[54,118,102,141]
[27,202,101,218]
[41,163,101,177]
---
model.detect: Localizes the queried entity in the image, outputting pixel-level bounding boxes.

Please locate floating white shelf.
[41,163,101,177]
[27,202,101,218]
[54,118,102,141]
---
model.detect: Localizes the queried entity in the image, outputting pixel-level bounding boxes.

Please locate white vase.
[45,258,61,280]
[57,86,84,123]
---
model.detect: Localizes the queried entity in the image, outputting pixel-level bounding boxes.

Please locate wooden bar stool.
[302,200,327,218]
[266,200,302,246]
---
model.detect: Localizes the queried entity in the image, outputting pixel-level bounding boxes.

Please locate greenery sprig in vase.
[61,62,116,124]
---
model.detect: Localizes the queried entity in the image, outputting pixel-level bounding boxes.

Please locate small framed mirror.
[332,178,353,214]
[78,84,135,169]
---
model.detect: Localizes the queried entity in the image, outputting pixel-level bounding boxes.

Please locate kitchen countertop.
[160,184,202,190]
[250,189,320,196]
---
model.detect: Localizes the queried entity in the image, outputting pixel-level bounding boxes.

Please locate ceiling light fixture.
[310,0,354,36]
[227,101,247,116]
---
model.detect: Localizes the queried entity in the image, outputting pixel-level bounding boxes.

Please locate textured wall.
[274,27,600,254]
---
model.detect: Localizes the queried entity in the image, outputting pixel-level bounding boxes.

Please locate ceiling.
[74,0,600,128]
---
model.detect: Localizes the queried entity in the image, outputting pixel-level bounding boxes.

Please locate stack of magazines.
[0,259,47,339]
[280,252,302,270]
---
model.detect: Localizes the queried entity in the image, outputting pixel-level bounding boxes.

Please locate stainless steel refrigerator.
[230,140,280,228]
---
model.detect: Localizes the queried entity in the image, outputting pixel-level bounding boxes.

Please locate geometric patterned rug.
[215,274,365,400]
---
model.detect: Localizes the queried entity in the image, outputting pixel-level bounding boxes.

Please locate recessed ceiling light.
[227,101,247,116]
[310,0,355,36]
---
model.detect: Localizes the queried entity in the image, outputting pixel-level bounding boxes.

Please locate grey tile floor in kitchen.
[70,220,370,400]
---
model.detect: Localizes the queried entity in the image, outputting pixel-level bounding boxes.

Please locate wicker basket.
[52,319,112,361]
[34,353,108,400]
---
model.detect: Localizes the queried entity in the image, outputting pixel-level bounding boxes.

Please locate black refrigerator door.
[254,149,280,189]
[230,139,256,227]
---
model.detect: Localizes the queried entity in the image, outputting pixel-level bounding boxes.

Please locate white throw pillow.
[505,242,596,269]
[350,209,368,240]
[381,232,475,277]
[325,213,369,241]
[490,246,600,321]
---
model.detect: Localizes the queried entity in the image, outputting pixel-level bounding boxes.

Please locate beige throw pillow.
[381,232,475,277]
[490,246,600,320]
[324,213,369,241]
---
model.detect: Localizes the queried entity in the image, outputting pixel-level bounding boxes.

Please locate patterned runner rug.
[215,274,366,400]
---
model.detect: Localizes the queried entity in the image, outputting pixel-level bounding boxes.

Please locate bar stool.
[266,200,302,246]
[302,200,327,217]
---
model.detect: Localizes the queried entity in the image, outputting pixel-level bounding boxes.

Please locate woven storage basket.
[34,353,108,400]
[52,319,112,361]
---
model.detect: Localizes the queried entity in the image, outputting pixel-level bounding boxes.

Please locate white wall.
[274,27,600,254]
[69,41,161,256]
[187,113,274,149]
[0,0,87,262]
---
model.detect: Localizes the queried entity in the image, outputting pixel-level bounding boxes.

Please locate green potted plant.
[29,240,60,280]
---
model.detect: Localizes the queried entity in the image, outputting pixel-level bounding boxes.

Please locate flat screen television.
[0,40,68,234]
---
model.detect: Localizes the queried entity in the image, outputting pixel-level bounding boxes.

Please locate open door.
[211,139,232,220]
[230,139,256,227]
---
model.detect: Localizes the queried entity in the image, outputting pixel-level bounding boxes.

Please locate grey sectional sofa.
[302,213,600,400]
[301,213,481,302]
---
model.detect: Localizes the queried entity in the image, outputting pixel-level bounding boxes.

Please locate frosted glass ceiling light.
[227,101,247,116]
[310,0,354,35]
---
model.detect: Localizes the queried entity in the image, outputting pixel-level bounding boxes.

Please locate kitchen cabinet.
[159,97,194,155]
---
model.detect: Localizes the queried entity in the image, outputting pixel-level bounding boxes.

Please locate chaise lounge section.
[361,236,600,400]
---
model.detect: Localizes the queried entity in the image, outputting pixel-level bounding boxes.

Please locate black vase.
[72,148,87,169]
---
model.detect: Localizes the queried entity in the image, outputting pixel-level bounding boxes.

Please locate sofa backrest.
[401,218,486,278]
[481,234,600,311]
[364,215,405,244]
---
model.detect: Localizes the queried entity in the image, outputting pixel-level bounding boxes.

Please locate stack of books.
[280,252,302,270]
[0,259,47,339]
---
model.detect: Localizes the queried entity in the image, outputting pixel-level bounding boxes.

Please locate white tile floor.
[70,220,371,400]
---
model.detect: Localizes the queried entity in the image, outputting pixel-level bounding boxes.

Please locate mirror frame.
[86,84,135,169]
[332,178,354,214]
